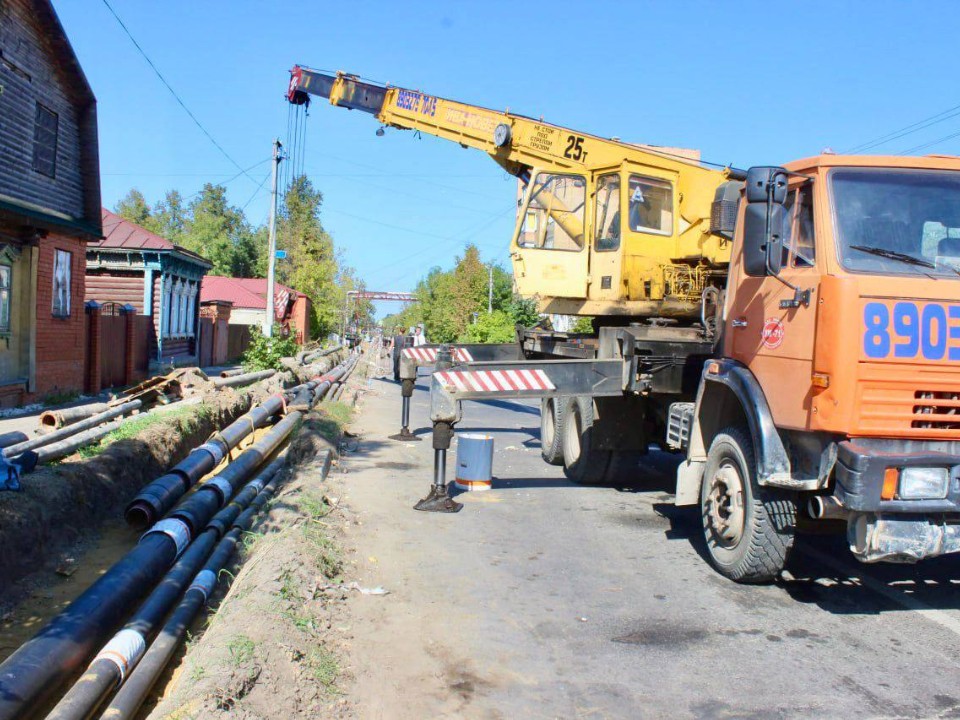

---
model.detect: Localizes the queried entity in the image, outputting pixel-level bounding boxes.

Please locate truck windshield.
[832,168,960,278]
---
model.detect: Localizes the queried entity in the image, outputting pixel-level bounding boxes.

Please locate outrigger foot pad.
[413,484,462,513]
[389,430,422,442]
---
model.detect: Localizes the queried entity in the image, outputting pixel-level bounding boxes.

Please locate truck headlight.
[898,467,950,500]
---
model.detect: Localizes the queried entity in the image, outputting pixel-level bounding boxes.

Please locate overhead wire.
[240,171,273,213]
[180,157,271,203]
[100,0,259,186]
[846,103,960,154]
[900,128,960,156]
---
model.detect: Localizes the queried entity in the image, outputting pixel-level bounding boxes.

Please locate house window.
[186,282,197,337]
[52,250,71,317]
[33,103,59,178]
[0,265,11,333]
[162,279,172,337]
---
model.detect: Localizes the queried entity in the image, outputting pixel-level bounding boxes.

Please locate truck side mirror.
[742,166,788,278]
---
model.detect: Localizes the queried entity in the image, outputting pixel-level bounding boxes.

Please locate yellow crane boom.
[288,66,742,319]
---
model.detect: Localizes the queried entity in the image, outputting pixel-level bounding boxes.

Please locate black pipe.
[0,419,299,719]
[167,412,301,535]
[124,393,286,529]
[43,457,286,720]
[102,477,282,720]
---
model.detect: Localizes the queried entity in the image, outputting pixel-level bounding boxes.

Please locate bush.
[571,316,595,334]
[459,310,516,344]
[241,325,299,371]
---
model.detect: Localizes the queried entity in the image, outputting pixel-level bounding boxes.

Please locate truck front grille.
[912,390,960,430]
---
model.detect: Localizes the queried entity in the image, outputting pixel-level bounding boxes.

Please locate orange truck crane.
[289,66,960,583]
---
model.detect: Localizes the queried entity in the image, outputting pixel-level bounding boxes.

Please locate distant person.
[413,324,427,346]
[392,327,406,382]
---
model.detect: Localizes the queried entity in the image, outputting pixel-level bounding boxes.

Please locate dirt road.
[340,374,960,719]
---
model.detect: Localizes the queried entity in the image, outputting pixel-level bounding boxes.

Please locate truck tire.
[540,397,565,465]
[561,396,611,484]
[700,426,796,583]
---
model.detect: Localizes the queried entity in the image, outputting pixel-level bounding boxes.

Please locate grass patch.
[303,524,342,580]
[226,634,256,666]
[42,390,81,407]
[307,647,340,693]
[298,492,331,521]
[76,403,211,458]
[240,530,263,553]
[189,662,207,682]
[323,401,353,426]
[277,570,300,602]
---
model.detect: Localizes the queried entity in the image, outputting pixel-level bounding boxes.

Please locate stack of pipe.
[2,400,142,463]
[0,413,303,719]
[46,456,286,720]
[124,392,286,529]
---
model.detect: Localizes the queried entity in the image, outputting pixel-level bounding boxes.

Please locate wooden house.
[0,0,102,405]
[86,210,212,367]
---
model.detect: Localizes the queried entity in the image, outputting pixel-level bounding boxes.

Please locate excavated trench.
[0,350,352,669]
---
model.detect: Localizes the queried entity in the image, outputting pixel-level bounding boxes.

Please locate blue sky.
[55,1,960,309]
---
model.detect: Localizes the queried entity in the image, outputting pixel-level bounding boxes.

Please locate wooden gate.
[198,317,214,367]
[100,314,127,389]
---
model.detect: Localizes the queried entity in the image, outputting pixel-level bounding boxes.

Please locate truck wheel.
[540,397,565,465]
[700,427,796,583]
[562,396,611,484]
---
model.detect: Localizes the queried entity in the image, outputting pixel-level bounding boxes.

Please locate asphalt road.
[341,371,960,720]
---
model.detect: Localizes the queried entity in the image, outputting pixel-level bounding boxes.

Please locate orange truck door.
[726,183,821,430]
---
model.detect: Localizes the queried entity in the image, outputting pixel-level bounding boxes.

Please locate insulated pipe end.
[39,411,59,429]
[124,501,154,531]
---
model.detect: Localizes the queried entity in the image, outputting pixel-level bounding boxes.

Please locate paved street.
[341,371,960,720]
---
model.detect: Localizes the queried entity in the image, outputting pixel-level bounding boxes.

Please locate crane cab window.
[518,173,586,251]
[628,176,673,235]
[594,174,621,252]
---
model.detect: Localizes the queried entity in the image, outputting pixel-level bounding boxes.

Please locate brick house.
[86,210,212,368]
[0,0,102,405]
[200,276,311,345]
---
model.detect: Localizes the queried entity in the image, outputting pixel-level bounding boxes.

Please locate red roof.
[95,209,211,265]
[201,275,302,310]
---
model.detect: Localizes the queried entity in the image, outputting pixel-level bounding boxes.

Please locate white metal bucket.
[454,433,494,492]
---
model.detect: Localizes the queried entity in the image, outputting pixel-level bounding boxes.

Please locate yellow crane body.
[289,67,740,319]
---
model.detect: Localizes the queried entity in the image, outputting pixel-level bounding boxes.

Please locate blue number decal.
[893,302,920,358]
[950,306,960,361]
[922,304,948,360]
[863,301,960,361]
[863,302,890,358]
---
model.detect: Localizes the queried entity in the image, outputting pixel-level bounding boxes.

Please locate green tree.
[181,184,252,276]
[276,175,340,338]
[151,190,187,242]
[459,310,516,343]
[114,189,152,226]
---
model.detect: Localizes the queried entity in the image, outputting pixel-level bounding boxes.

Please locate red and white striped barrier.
[402,347,474,362]
[435,368,555,393]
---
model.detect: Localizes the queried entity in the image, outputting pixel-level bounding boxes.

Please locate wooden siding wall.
[0,0,92,221]
[84,270,145,312]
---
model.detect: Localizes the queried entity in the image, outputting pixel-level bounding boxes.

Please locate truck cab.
[682,154,960,580]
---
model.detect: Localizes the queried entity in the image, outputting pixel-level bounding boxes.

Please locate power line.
[100,0,258,185]
[179,158,271,203]
[240,171,272,212]
[846,103,960,154]
[900,127,960,156]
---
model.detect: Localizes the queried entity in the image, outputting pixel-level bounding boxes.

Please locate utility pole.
[263,138,283,337]
[488,264,493,313]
